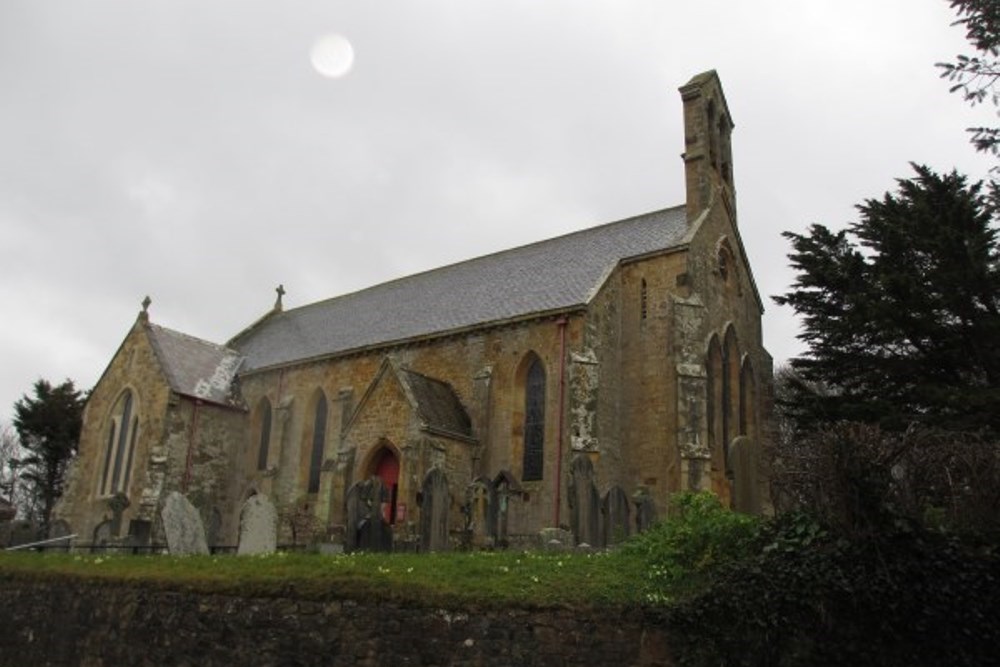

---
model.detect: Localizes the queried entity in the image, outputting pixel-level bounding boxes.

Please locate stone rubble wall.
[0,579,672,667]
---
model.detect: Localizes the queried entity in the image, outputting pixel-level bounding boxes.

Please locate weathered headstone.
[47,520,73,551]
[464,478,493,549]
[568,455,599,546]
[160,491,209,555]
[601,485,631,547]
[730,435,761,514]
[206,508,223,549]
[633,487,659,533]
[92,520,112,548]
[537,526,574,552]
[419,468,450,552]
[9,520,38,548]
[126,520,152,549]
[346,479,392,553]
[237,495,278,555]
[492,470,519,548]
[107,492,130,537]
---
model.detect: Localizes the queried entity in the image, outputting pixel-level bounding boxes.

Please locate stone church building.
[55,71,772,550]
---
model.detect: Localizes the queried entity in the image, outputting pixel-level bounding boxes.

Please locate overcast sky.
[0,1,995,424]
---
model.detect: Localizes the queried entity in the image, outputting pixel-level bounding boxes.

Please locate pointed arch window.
[307,392,328,493]
[255,398,272,471]
[523,357,546,481]
[99,390,139,496]
[640,278,649,321]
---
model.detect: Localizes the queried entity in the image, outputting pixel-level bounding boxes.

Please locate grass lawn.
[0,548,655,609]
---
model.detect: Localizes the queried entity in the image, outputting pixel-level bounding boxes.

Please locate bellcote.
[679,70,736,224]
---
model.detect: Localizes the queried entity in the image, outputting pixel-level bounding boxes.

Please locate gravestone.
[92,520,112,548]
[206,508,223,549]
[568,455,599,546]
[464,478,493,549]
[346,479,392,552]
[126,520,152,549]
[492,470,519,548]
[9,520,38,547]
[633,488,659,533]
[419,468,450,552]
[237,495,278,555]
[47,520,73,551]
[730,435,762,514]
[537,526,574,552]
[107,492,130,537]
[601,485,631,547]
[160,491,209,555]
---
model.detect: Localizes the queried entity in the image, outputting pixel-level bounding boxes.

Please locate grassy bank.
[0,549,652,609]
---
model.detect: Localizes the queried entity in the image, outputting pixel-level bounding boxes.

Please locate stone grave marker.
[347,479,392,552]
[464,478,493,548]
[568,455,599,546]
[730,435,762,514]
[492,470,519,548]
[237,494,278,555]
[344,480,365,552]
[419,468,450,552]
[107,492,130,537]
[601,485,631,546]
[537,527,574,552]
[633,488,659,533]
[9,520,38,548]
[160,491,209,555]
[92,520,112,548]
[47,519,73,551]
[126,520,152,549]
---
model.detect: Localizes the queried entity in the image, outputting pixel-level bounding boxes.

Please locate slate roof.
[234,205,688,371]
[146,324,245,407]
[397,368,473,439]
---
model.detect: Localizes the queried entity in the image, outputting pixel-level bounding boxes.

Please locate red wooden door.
[373,449,399,524]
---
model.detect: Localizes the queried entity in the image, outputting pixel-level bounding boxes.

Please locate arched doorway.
[371,447,400,524]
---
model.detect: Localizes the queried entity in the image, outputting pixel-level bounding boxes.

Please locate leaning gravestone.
[465,478,493,549]
[633,488,659,533]
[419,468,450,552]
[160,491,209,555]
[601,485,631,547]
[730,435,761,514]
[568,455,599,546]
[237,494,278,555]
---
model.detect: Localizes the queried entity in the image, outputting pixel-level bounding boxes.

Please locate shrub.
[621,491,761,600]
[666,515,1000,667]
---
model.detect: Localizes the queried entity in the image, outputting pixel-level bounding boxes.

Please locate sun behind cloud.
[310,33,355,79]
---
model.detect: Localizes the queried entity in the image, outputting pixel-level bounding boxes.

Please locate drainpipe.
[182,399,203,492]
[554,316,568,527]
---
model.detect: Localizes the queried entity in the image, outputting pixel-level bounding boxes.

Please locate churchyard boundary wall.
[0,577,673,666]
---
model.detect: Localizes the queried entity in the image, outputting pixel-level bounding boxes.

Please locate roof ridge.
[148,322,236,353]
[280,205,684,316]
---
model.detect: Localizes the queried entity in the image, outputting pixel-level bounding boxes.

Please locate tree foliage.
[938,0,1000,157]
[0,422,25,517]
[774,165,1000,432]
[12,379,84,527]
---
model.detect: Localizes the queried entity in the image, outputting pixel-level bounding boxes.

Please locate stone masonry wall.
[0,579,673,667]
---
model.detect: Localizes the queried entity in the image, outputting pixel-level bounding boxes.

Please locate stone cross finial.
[139,295,152,322]
[274,284,285,312]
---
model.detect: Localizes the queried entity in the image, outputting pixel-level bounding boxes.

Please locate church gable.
[145,324,244,409]
[343,359,473,450]
[396,368,473,442]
